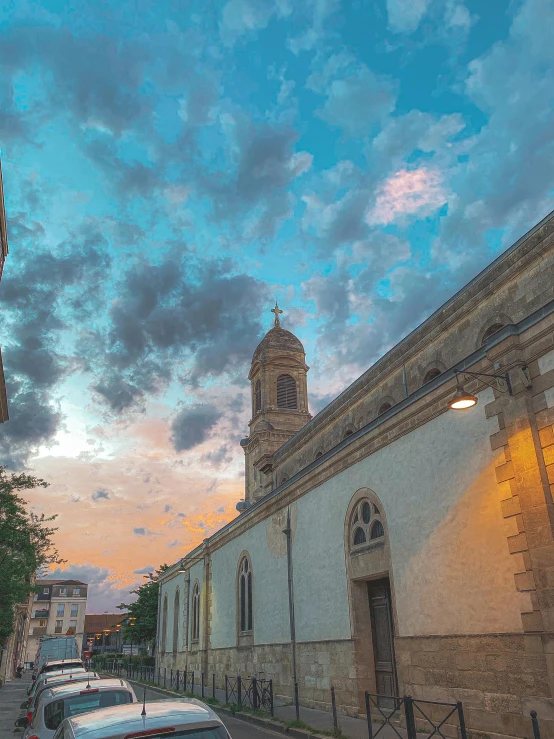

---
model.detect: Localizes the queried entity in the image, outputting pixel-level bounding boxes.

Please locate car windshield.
[125,730,227,739]
[44,663,82,673]
[44,691,132,730]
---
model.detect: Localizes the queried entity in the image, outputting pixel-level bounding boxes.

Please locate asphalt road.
[140,684,284,739]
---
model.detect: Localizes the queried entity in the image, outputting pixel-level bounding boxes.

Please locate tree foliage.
[0,467,64,643]
[118,565,168,647]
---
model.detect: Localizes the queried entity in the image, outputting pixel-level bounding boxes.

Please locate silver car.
[23,672,101,723]
[18,678,136,739]
[51,699,231,739]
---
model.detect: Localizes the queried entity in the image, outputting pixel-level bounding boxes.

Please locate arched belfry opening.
[241,303,312,503]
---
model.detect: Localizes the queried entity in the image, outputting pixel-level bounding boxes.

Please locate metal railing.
[365,692,467,739]
[225,674,273,715]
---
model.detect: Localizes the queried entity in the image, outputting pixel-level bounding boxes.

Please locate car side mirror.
[20,701,28,709]
[15,717,29,728]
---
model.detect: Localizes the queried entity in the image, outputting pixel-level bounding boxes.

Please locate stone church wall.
[156,214,554,736]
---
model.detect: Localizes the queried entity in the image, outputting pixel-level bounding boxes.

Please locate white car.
[29,668,87,696]
[17,678,136,739]
[22,672,101,724]
[51,699,231,739]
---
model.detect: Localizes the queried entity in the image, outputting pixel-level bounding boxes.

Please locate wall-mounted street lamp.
[448,366,531,411]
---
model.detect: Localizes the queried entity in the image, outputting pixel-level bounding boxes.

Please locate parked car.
[28,668,87,697]
[50,699,231,739]
[36,660,84,678]
[22,672,101,724]
[16,678,136,739]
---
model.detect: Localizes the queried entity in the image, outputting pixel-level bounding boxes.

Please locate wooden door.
[367,579,398,702]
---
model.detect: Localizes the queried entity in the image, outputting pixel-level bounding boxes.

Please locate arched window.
[423,368,441,384]
[172,589,180,653]
[315,450,323,460]
[238,557,253,633]
[350,498,385,549]
[254,380,261,413]
[277,374,297,409]
[378,402,392,416]
[481,323,504,345]
[191,582,200,642]
[161,595,168,653]
[344,428,354,439]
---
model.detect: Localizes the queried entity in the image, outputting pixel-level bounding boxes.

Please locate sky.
[1,0,553,612]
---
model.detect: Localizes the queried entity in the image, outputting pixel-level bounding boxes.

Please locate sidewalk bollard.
[365,692,373,739]
[331,686,339,734]
[294,681,299,721]
[531,711,541,739]
[212,673,216,698]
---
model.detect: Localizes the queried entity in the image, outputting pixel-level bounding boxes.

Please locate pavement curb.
[122,677,334,739]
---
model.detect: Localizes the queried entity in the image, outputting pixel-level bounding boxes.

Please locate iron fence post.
[177,669,180,692]
[531,710,541,739]
[191,670,195,694]
[158,667,160,685]
[184,670,187,692]
[225,675,228,704]
[170,668,173,687]
[238,675,242,707]
[202,672,205,698]
[269,679,274,717]
[253,677,258,710]
[213,673,216,698]
[404,696,416,739]
[365,692,373,739]
[331,686,338,734]
[164,667,166,688]
[294,681,300,721]
[457,702,468,739]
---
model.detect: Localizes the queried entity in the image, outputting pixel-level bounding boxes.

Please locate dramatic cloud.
[368,168,448,225]
[170,405,222,453]
[386,0,430,33]
[133,565,155,575]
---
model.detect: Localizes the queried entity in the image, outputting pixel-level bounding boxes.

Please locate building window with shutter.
[57,604,65,617]
[55,620,63,633]
[276,374,297,409]
[70,604,78,617]
[254,379,261,413]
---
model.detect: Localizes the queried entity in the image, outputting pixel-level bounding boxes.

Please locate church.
[156,211,554,739]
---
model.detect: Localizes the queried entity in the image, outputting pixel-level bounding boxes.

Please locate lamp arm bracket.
[455,369,511,395]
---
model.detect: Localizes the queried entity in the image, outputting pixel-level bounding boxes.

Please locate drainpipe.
[184,571,190,651]
[402,365,409,398]
[283,507,299,719]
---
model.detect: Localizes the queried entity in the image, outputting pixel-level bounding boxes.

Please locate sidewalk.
[118,672,407,739]
[0,674,31,738]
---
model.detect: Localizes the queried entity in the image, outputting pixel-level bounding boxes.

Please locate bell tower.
[240,303,311,504]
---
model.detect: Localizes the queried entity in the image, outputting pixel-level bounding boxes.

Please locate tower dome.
[252,326,304,363]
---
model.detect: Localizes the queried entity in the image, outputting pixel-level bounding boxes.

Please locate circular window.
[351,498,385,549]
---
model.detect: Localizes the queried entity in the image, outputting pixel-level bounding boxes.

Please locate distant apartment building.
[24,580,88,665]
[84,614,125,655]
[0,158,9,422]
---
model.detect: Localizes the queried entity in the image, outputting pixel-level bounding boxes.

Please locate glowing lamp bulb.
[448,387,478,410]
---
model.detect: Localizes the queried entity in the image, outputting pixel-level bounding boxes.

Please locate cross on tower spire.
[271,301,283,327]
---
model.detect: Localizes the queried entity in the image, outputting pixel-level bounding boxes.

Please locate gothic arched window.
[481,323,504,345]
[351,499,385,549]
[161,595,168,653]
[172,588,180,653]
[423,368,441,384]
[254,380,261,413]
[238,556,253,633]
[191,582,200,642]
[277,374,297,409]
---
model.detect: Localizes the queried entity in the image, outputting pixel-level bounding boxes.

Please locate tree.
[0,467,64,643]
[118,565,168,649]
